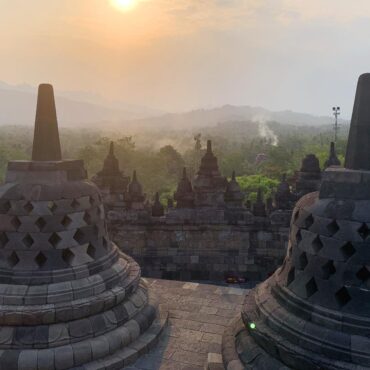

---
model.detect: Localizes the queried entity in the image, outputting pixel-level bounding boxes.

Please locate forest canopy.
[0,120,347,203]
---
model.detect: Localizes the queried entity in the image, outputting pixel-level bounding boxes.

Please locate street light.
[332,106,340,143]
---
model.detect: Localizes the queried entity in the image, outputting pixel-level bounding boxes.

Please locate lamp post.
[332,106,340,143]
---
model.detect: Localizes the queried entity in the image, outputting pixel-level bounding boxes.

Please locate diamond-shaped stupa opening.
[305,277,318,298]
[298,252,308,270]
[35,217,47,231]
[321,260,336,280]
[35,252,47,268]
[358,223,370,240]
[312,235,323,253]
[356,266,370,283]
[340,242,356,261]
[22,234,34,248]
[335,287,351,308]
[8,251,19,267]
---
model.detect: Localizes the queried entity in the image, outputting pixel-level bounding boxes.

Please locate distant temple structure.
[126,170,146,210]
[275,173,295,210]
[224,171,244,209]
[0,84,166,370]
[174,167,195,208]
[88,99,345,283]
[192,140,227,208]
[295,153,322,198]
[92,141,130,204]
[324,141,341,168]
[219,73,370,369]
[98,133,335,280]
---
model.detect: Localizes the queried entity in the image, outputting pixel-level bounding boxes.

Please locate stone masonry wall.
[108,220,289,282]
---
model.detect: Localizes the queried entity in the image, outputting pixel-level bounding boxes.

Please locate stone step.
[79,304,168,370]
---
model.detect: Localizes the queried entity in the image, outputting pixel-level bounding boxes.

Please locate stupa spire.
[32,84,62,161]
[324,141,341,168]
[345,73,370,170]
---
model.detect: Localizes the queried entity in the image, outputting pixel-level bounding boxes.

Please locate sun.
[111,0,136,11]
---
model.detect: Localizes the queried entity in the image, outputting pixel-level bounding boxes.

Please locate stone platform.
[130,279,249,370]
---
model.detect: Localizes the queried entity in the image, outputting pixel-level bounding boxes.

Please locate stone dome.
[0,84,165,370]
[300,153,321,173]
[224,171,244,207]
[222,74,370,369]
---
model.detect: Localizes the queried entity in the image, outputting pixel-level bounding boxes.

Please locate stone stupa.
[0,84,166,370]
[174,168,195,208]
[295,153,322,198]
[221,73,370,369]
[92,141,130,204]
[193,140,227,208]
[224,171,244,209]
[324,141,341,169]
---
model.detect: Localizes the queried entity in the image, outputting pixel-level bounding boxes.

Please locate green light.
[249,322,256,330]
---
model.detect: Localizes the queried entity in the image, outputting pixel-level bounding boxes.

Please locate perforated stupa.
[0,84,166,370]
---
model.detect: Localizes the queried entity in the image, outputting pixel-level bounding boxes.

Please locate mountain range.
[0,82,348,130]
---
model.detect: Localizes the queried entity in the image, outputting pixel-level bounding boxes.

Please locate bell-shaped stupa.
[92,141,130,201]
[193,140,227,207]
[0,84,165,370]
[221,73,370,369]
[174,168,194,208]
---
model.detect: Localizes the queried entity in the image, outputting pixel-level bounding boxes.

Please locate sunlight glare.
[111,0,136,12]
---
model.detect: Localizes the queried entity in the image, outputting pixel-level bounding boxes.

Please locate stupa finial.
[345,73,370,170]
[32,84,62,161]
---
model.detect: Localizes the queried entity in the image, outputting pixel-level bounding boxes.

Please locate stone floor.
[129,278,249,370]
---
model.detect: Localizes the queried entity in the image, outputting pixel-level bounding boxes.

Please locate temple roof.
[99,141,120,176]
[300,153,321,173]
[197,140,220,176]
[176,168,193,195]
[225,171,244,203]
[128,170,143,195]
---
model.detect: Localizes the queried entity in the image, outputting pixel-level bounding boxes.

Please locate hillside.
[0,83,348,130]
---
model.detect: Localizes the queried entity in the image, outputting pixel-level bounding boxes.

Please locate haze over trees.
[0,117,347,204]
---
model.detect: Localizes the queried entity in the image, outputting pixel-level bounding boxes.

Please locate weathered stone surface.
[193,140,227,208]
[223,74,370,370]
[0,83,166,370]
[91,142,130,206]
[31,84,61,162]
[132,279,247,370]
[345,73,370,170]
[109,221,289,282]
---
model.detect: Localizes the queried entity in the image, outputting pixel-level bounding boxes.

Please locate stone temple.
[0,84,166,370]
[219,74,370,369]
[0,79,361,370]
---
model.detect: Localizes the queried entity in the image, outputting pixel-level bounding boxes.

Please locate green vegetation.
[236,175,279,202]
[0,121,348,202]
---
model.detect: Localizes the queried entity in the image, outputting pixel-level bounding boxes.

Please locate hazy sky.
[1,0,370,117]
